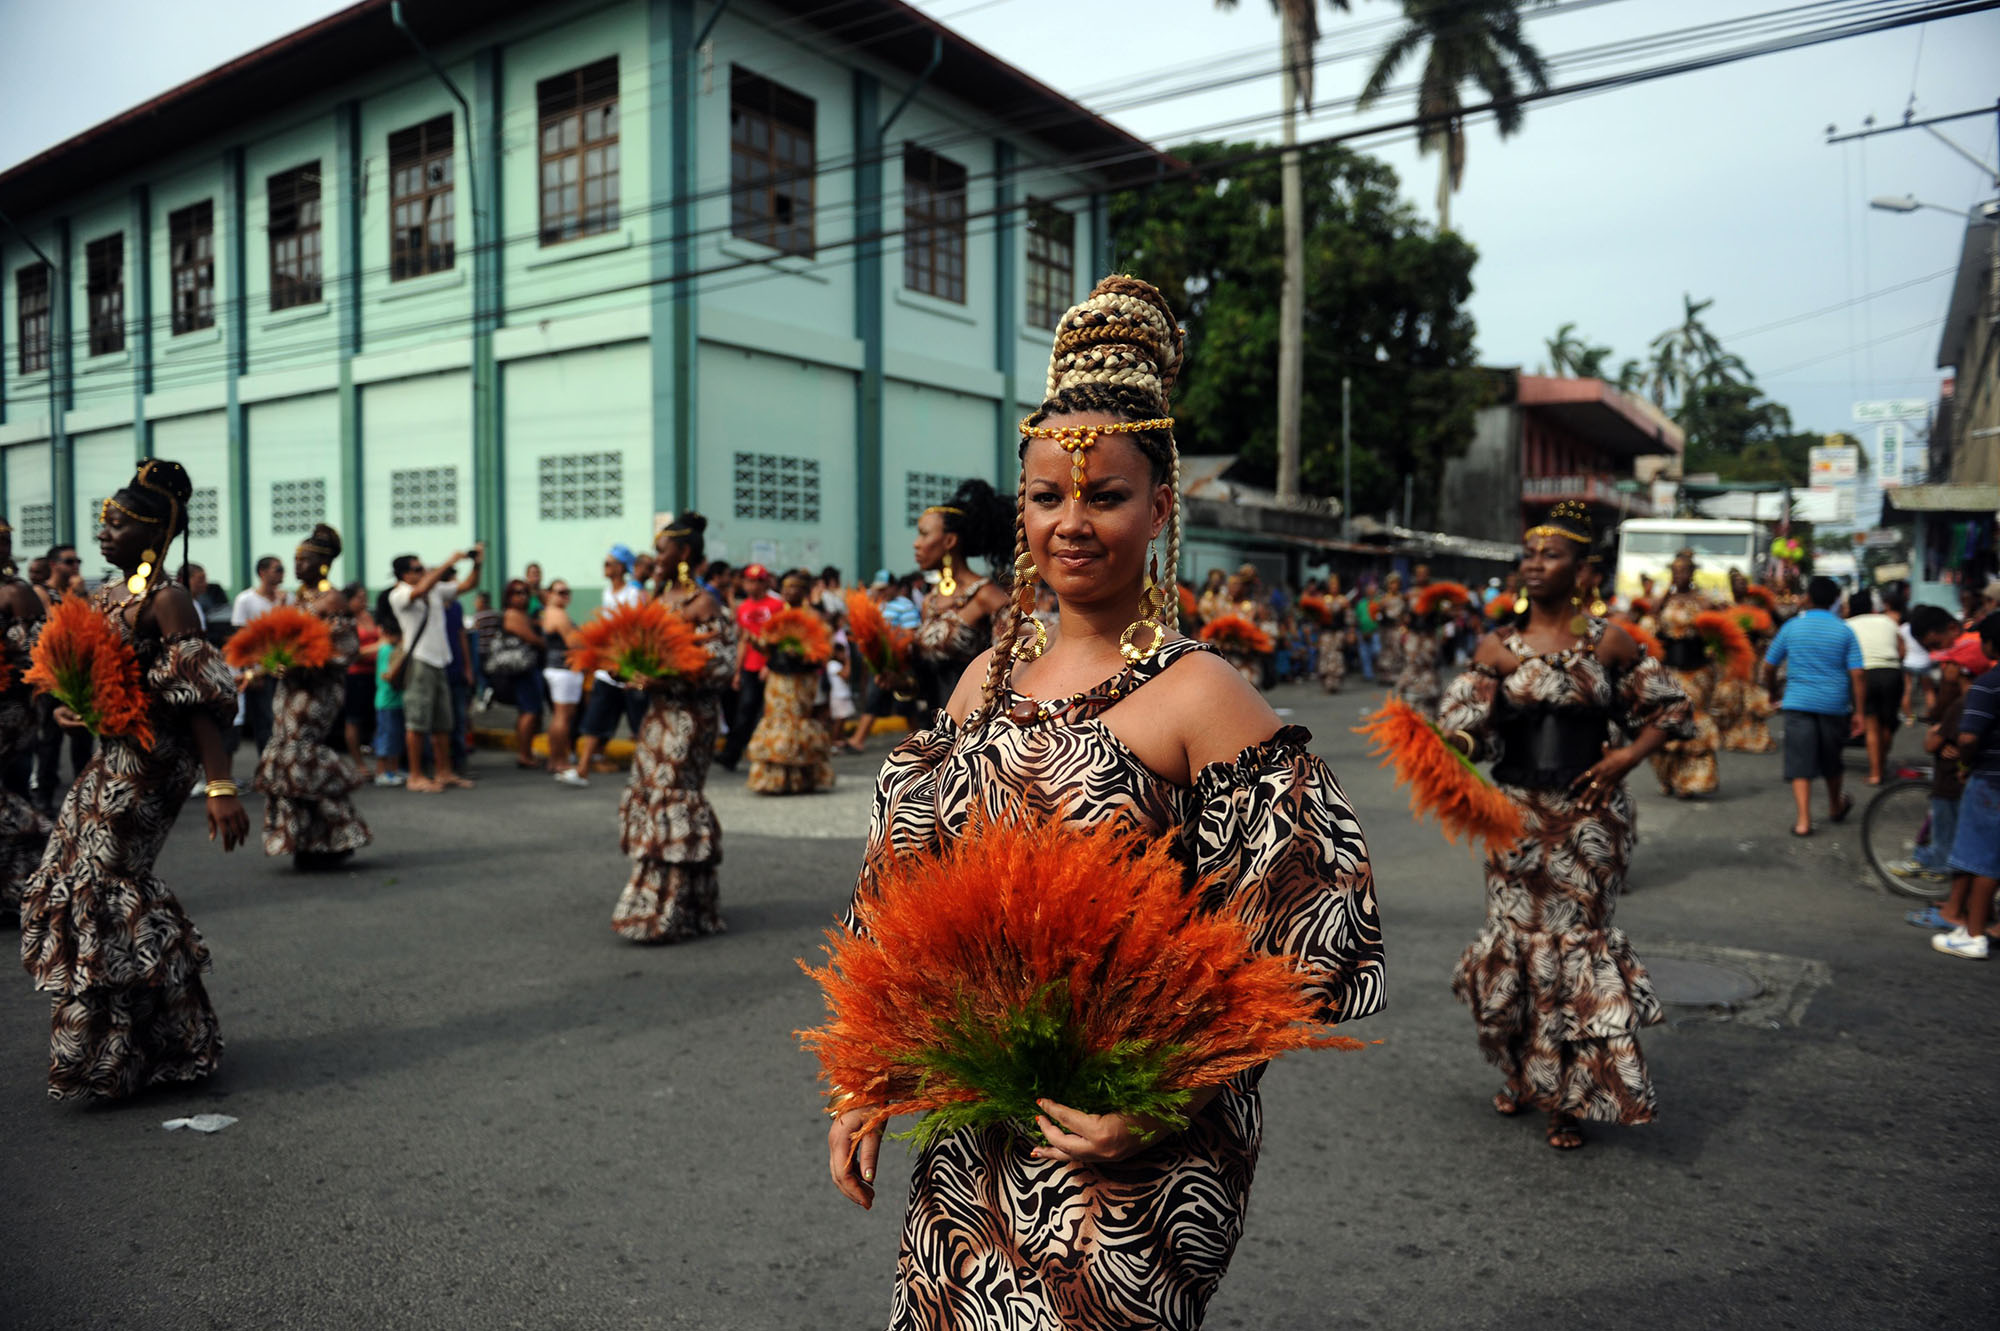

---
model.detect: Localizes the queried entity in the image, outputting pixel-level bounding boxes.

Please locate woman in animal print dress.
[254,523,371,870]
[1314,574,1350,692]
[827,276,1382,1329]
[1437,500,1691,1149]
[0,518,48,923]
[1649,548,1723,796]
[18,460,249,1100]
[910,478,1014,722]
[613,514,735,942]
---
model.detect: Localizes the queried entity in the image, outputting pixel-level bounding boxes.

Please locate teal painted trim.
[474,47,505,576]
[131,185,153,460]
[649,0,690,517]
[52,218,72,545]
[336,101,364,579]
[992,140,1018,491]
[853,71,883,577]
[223,147,250,589]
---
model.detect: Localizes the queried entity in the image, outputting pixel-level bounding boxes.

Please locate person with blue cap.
[562,544,648,787]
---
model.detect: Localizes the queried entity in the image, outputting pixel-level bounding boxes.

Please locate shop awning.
[1883,483,2000,513]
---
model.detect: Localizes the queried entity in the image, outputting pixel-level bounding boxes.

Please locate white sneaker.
[554,769,589,788]
[1932,928,1990,959]
[374,771,406,788]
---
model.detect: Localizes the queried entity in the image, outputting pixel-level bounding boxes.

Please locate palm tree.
[1215,1,1350,501]
[1544,321,1587,376]
[1357,1,1550,232]
[1645,294,1751,409]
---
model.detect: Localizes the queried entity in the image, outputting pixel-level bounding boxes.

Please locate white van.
[1615,518,1762,600]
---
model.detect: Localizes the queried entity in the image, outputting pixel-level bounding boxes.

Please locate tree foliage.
[1111,140,1486,525]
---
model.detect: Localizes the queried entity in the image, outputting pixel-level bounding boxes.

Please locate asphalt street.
[1,680,1994,1331]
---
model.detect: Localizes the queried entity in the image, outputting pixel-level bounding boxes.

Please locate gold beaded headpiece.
[923,505,965,518]
[1018,417,1177,499]
[1524,498,1593,545]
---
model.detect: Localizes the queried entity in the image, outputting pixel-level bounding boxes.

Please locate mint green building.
[0,0,1160,599]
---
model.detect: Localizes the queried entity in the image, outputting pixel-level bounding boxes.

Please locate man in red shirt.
[718,564,782,771]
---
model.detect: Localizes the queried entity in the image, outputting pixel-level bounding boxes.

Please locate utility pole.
[1341,374,1352,540]
[1275,4,1304,503]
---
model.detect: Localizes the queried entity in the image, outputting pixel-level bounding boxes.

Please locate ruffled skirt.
[615,695,726,942]
[1651,665,1720,795]
[746,671,834,795]
[1453,782,1661,1123]
[1316,629,1345,692]
[1712,674,1778,754]
[254,669,371,857]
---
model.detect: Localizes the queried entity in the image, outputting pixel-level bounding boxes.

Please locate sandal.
[1546,1115,1584,1150]
[1493,1090,1527,1117]
[1831,794,1854,823]
[1906,906,1949,929]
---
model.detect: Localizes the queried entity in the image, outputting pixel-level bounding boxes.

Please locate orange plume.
[1742,584,1778,613]
[224,605,334,673]
[1298,594,1333,627]
[1200,614,1274,655]
[759,605,834,666]
[1693,609,1755,681]
[1611,617,1664,662]
[1354,699,1522,853]
[1177,583,1197,623]
[1412,581,1473,618]
[24,595,153,749]
[843,588,911,677]
[800,808,1364,1147]
[1729,604,1775,637]
[567,600,709,681]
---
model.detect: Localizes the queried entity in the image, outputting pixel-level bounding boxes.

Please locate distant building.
[1442,370,1682,547]
[0,0,1162,598]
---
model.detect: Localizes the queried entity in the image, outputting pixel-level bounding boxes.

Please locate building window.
[18,503,53,549]
[270,479,326,534]
[904,470,961,526]
[537,58,619,246]
[1025,201,1075,330]
[188,488,221,539]
[733,451,820,523]
[539,452,624,521]
[85,234,125,357]
[390,115,455,281]
[16,264,49,375]
[391,466,458,527]
[268,163,323,310]
[169,201,215,335]
[903,145,967,304]
[730,67,815,257]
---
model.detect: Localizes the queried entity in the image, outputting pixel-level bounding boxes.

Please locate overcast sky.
[2,0,1994,445]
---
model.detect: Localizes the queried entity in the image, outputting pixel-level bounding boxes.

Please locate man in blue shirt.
[1934,613,2000,958]
[1761,576,1863,837]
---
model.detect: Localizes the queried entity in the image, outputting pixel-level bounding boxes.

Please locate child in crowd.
[1933,613,2000,958]
[373,620,407,788]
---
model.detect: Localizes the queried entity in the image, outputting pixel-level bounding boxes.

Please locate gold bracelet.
[205,780,238,799]
[1450,728,1477,757]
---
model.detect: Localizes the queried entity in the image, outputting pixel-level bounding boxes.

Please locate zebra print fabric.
[852,637,1382,1329]
[254,610,372,857]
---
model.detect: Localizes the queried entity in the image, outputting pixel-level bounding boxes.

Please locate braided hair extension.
[109,458,195,594]
[935,478,1016,583]
[976,274,1185,730]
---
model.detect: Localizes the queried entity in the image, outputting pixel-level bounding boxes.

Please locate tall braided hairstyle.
[933,478,1015,584]
[977,274,1186,727]
[108,458,195,593]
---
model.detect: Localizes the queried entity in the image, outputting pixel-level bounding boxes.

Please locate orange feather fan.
[800,809,1363,1149]
[1484,596,1512,622]
[566,600,710,682]
[1611,617,1664,662]
[1412,581,1473,618]
[1200,614,1274,655]
[1297,594,1333,627]
[1354,699,1523,853]
[1693,609,1756,681]
[1178,583,1197,623]
[759,605,834,667]
[844,589,912,678]
[24,595,153,749]
[1627,596,1655,618]
[1742,583,1779,613]
[1729,604,1775,637]
[224,605,334,674]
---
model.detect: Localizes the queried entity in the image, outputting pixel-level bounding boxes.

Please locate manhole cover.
[1650,956,1762,1008]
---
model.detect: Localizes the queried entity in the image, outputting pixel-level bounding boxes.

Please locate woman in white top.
[1844,589,1904,784]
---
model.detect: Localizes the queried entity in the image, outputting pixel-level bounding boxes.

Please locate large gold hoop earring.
[1119,618,1164,664]
[1014,615,1049,661]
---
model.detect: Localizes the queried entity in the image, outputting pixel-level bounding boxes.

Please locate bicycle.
[1859,763,1951,901]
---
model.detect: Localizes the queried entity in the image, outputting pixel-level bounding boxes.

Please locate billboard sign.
[1853,398,1929,422]
[1809,444,1860,484]
[1876,422,1904,489]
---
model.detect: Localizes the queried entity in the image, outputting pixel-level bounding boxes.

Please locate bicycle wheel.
[1860,778,1950,901]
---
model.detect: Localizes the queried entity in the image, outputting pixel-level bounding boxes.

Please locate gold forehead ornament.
[1018,416,1176,498]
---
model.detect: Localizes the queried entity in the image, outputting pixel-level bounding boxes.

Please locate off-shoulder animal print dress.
[853,637,1383,1330]
[1437,621,1692,1124]
[0,599,51,917]
[18,594,236,1100]
[912,578,992,718]
[254,608,371,859]
[613,611,735,942]
[1649,591,1721,796]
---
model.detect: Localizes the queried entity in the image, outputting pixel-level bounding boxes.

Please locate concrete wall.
[1443,405,1523,547]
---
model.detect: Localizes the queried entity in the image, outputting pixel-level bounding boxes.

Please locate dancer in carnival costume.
[1375,571,1407,682]
[254,523,372,870]
[1395,577,1469,719]
[0,518,48,924]
[745,570,836,794]
[612,514,735,942]
[1437,499,1691,1149]
[826,275,1383,1329]
[910,478,1014,720]
[18,460,249,1100]
[1314,575,1351,692]
[1715,567,1779,754]
[1649,547,1722,797]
